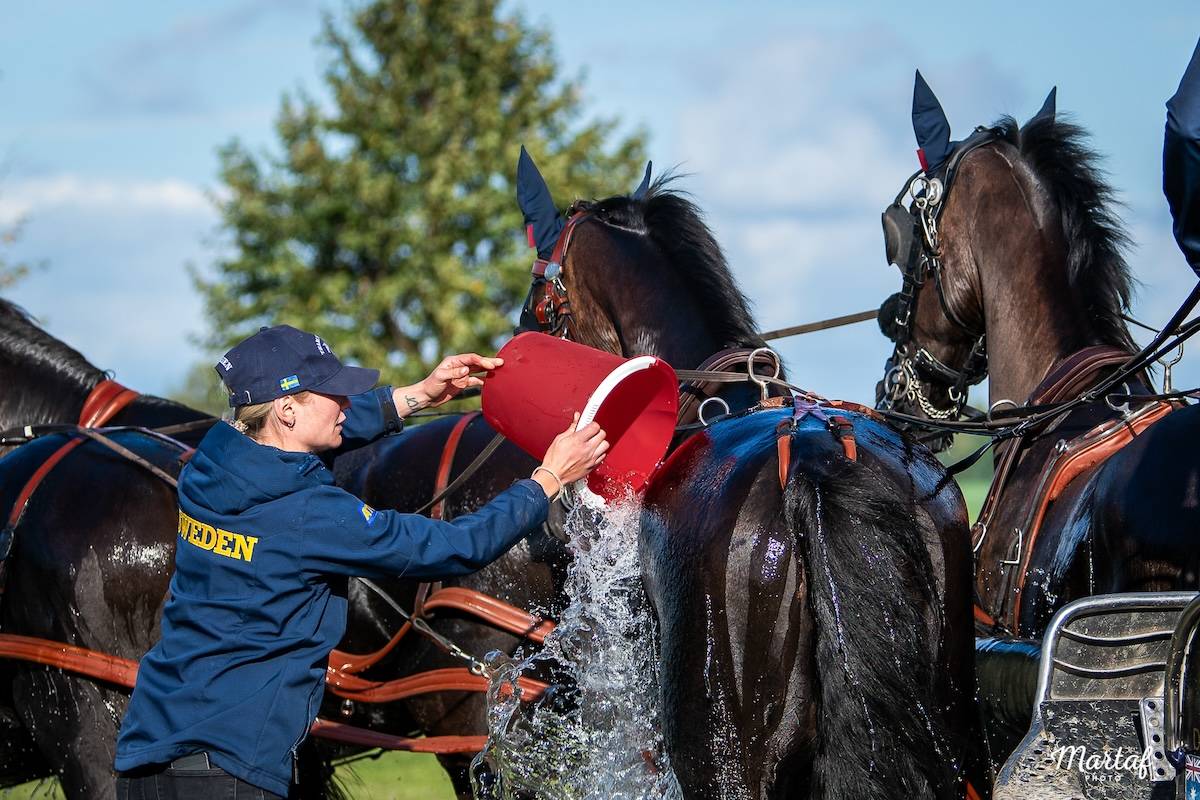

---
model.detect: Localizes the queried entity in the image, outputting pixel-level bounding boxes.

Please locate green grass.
[331,751,456,799]
[1,779,63,799]
[2,752,456,800]
[937,435,995,524]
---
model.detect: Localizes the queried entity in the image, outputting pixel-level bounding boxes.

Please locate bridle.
[517,207,592,340]
[877,126,999,421]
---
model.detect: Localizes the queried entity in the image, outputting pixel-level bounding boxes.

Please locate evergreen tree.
[197,0,646,385]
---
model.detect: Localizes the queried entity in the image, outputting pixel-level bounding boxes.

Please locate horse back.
[641,408,977,799]
[2,430,185,653]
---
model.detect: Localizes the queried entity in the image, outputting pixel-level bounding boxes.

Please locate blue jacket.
[114,388,548,796]
[1166,37,1200,273]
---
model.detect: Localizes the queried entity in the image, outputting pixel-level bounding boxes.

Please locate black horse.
[875,81,1200,639]
[0,300,213,448]
[326,159,781,796]
[0,299,214,797]
[500,169,984,797]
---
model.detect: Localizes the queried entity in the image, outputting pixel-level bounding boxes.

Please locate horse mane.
[575,177,764,350]
[995,115,1138,353]
[0,297,105,391]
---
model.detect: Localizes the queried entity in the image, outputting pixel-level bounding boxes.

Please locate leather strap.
[79,379,140,427]
[327,585,555,675]
[430,412,479,521]
[1008,400,1175,633]
[0,631,544,755]
[677,348,784,426]
[974,345,1173,632]
[308,719,488,755]
[531,213,590,277]
[973,346,1141,562]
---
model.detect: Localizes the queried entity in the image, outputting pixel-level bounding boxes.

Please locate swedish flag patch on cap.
[279,375,300,391]
[361,504,377,525]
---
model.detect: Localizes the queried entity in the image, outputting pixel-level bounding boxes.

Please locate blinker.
[882,203,920,271]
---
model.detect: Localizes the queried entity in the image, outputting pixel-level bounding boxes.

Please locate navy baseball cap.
[216,325,380,407]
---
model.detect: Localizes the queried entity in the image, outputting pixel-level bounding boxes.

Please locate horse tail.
[782,439,953,799]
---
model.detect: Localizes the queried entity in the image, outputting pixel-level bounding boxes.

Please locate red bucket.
[482,333,678,499]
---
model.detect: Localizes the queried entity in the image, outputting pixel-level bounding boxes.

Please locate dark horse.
[499,163,983,797]
[0,299,212,796]
[0,300,213,449]
[875,79,1200,640]
[324,155,786,796]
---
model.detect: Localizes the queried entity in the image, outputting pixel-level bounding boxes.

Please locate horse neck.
[571,231,731,369]
[956,149,1098,407]
[0,348,101,430]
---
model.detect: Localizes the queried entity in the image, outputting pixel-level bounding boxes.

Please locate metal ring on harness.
[971,521,988,555]
[697,397,730,427]
[1104,382,1132,416]
[747,347,782,401]
[987,398,1018,420]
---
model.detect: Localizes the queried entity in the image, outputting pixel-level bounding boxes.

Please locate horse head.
[514,147,764,371]
[875,72,1134,447]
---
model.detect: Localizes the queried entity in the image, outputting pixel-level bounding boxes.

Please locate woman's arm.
[391,353,503,419]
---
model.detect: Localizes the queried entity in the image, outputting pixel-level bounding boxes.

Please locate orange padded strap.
[0,633,138,688]
[6,438,86,532]
[79,379,140,427]
[1010,401,1174,633]
[309,719,488,754]
[431,411,480,520]
[327,585,554,675]
[420,586,554,643]
[325,665,546,704]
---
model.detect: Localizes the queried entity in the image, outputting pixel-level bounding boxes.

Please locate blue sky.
[1,1,1198,405]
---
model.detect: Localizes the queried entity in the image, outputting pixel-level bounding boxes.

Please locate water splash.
[471,488,682,800]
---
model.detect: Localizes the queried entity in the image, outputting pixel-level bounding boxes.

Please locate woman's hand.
[533,413,609,497]
[394,353,503,416]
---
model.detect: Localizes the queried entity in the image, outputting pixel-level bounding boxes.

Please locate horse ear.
[632,161,653,200]
[912,70,953,172]
[1168,38,1200,138]
[1030,86,1057,124]
[516,146,565,259]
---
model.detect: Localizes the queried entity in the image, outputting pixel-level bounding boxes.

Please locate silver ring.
[698,397,730,427]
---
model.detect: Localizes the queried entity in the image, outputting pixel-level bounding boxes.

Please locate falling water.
[471,489,682,800]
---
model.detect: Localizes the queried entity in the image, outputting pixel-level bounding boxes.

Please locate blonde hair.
[227,392,311,437]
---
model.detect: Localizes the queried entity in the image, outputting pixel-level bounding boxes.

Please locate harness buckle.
[747,348,781,401]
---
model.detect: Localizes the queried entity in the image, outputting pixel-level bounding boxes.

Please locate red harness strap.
[530,213,589,278]
[327,586,555,675]
[309,719,488,755]
[0,632,536,755]
[78,379,141,427]
[431,411,480,521]
[1008,399,1175,634]
[3,380,146,560]
[326,665,546,704]
[776,398,860,488]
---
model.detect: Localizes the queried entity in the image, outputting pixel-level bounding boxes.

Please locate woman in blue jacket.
[1166,37,1200,272]
[114,324,607,799]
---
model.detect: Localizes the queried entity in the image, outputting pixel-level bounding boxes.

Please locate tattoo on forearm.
[405,395,420,410]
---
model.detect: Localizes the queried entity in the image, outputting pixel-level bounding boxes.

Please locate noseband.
[878,127,999,420]
[518,210,591,339]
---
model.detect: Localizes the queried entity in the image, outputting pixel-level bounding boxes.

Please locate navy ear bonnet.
[912,71,1059,173]
[1031,86,1057,124]
[516,146,564,259]
[912,70,955,173]
[632,161,653,200]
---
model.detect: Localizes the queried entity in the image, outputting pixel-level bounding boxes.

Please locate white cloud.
[0,175,213,225]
